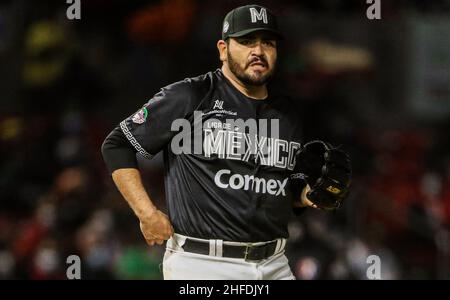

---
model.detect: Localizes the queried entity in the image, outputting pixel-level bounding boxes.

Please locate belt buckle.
[244,244,252,261]
[244,244,263,261]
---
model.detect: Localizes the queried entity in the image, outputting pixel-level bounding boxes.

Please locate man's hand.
[295,185,319,209]
[139,210,174,246]
[111,168,174,246]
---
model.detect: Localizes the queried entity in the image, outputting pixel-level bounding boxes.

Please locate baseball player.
[101,5,351,280]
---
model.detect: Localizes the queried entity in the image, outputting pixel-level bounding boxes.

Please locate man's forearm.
[112,168,157,220]
[102,127,173,244]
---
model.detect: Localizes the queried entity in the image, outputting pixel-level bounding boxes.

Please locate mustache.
[246,56,268,68]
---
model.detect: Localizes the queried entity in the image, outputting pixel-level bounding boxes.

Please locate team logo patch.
[132,107,148,124]
[223,21,229,33]
[290,173,307,180]
[213,99,224,110]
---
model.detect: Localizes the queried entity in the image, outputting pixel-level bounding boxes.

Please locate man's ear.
[217,40,227,62]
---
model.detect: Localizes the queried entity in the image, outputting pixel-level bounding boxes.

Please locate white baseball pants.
[162,233,295,280]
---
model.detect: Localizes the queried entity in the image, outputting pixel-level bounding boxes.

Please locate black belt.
[182,238,280,261]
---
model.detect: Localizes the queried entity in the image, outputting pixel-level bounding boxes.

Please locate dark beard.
[227,48,275,86]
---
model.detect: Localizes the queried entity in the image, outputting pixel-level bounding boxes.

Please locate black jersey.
[119,69,304,242]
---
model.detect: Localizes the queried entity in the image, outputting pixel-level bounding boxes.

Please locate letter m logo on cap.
[249,7,268,24]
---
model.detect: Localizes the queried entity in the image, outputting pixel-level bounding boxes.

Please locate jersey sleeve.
[119,79,203,158]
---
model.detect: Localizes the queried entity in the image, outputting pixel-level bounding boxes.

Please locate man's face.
[225,32,278,86]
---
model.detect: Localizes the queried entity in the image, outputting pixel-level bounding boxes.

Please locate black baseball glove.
[295,140,352,210]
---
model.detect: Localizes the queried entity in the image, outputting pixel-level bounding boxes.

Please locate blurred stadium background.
[0,0,449,279]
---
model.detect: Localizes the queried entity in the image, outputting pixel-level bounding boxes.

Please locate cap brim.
[227,28,284,40]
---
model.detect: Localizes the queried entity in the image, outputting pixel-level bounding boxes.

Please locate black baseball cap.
[221,5,283,40]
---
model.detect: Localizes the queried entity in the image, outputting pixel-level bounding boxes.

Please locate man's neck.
[221,65,268,100]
